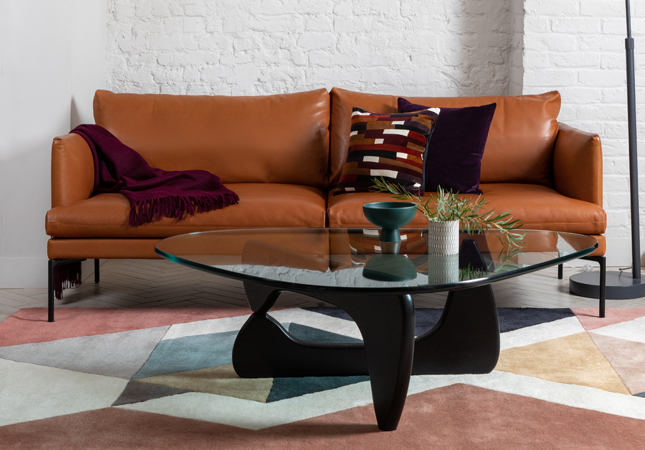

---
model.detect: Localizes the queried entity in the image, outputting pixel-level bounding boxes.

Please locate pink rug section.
[0,307,251,347]
[572,307,645,331]
[2,384,645,449]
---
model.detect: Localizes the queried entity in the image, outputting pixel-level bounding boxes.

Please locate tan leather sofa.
[46,87,606,298]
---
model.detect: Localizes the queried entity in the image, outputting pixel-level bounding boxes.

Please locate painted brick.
[551,17,600,34]
[184,4,207,17]
[578,34,623,52]
[577,105,627,122]
[297,33,337,51]
[580,0,624,18]
[605,175,631,192]
[526,0,579,16]
[524,33,577,52]
[601,53,627,70]
[549,52,600,69]
[183,17,204,33]
[525,69,576,87]
[106,0,514,98]
[602,18,628,35]
[578,70,625,88]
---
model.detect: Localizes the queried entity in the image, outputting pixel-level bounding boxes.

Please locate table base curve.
[232,282,499,431]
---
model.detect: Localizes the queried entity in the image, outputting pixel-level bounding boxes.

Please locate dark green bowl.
[362,254,418,282]
[363,202,417,242]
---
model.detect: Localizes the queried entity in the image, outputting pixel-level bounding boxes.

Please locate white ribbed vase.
[427,253,460,285]
[427,220,459,256]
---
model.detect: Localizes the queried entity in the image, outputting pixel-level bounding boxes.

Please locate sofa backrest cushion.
[329,88,561,188]
[94,89,330,189]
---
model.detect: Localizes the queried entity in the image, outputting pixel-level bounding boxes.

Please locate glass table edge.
[154,230,599,294]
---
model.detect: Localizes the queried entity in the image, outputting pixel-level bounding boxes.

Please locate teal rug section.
[133,330,237,379]
[266,375,369,403]
[265,323,367,402]
[112,380,189,406]
[288,323,363,344]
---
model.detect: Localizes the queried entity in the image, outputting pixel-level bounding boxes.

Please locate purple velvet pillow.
[398,97,496,195]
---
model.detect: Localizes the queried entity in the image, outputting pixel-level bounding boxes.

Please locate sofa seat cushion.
[46,184,327,238]
[327,183,607,235]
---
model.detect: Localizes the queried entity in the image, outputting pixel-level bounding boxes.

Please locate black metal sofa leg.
[48,259,85,323]
[558,264,563,280]
[95,259,100,283]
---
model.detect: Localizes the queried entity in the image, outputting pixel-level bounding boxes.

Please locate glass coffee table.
[155,228,597,431]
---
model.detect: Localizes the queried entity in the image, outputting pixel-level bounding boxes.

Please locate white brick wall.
[521,0,645,265]
[104,0,644,265]
[106,0,513,96]
[509,0,524,96]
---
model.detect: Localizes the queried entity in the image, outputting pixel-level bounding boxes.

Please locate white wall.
[71,0,108,127]
[508,0,524,96]
[521,0,645,266]
[0,0,106,288]
[106,0,514,96]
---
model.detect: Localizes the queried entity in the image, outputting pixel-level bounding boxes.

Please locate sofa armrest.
[51,133,95,208]
[553,123,603,207]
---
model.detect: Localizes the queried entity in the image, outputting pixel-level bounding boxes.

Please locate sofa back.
[329,88,561,188]
[94,89,330,189]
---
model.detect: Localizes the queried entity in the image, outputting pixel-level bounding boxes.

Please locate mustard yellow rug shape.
[495,332,630,394]
[137,364,274,403]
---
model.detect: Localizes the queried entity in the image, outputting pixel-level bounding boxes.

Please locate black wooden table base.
[232,282,499,431]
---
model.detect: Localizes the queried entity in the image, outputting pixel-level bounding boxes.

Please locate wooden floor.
[1,260,645,324]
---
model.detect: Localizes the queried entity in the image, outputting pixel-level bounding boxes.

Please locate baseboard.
[0,257,98,289]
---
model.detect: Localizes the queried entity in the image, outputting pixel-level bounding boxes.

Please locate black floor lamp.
[570,0,645,303]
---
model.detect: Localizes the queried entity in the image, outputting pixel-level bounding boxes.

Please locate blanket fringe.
[53,261,82,300]
[128,192,240,227]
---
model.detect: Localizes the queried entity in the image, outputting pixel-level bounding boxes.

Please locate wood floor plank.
[1,260,644,326]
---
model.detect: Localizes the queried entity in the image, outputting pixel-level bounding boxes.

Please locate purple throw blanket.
[52,125,239,301]
[71,124,239,227]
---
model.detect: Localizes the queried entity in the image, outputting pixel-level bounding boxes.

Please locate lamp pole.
[569,0,645,303]
[625,0,641,281]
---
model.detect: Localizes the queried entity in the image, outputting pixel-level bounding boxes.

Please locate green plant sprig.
[371,177,525,248]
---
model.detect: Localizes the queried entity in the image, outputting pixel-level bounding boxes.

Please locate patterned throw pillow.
[333,107,440,195]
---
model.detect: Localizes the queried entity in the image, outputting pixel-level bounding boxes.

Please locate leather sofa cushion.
[46,184,327,238]
[327,183,607,235]
[330,88,561,188]
[93,89,330,189]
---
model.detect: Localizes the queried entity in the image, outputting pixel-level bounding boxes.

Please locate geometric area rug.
[1,306,645,449]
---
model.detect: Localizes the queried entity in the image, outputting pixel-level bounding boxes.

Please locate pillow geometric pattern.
[333,107,440,195]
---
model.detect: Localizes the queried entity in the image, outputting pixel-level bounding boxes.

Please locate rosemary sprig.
[371,177,525,248]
